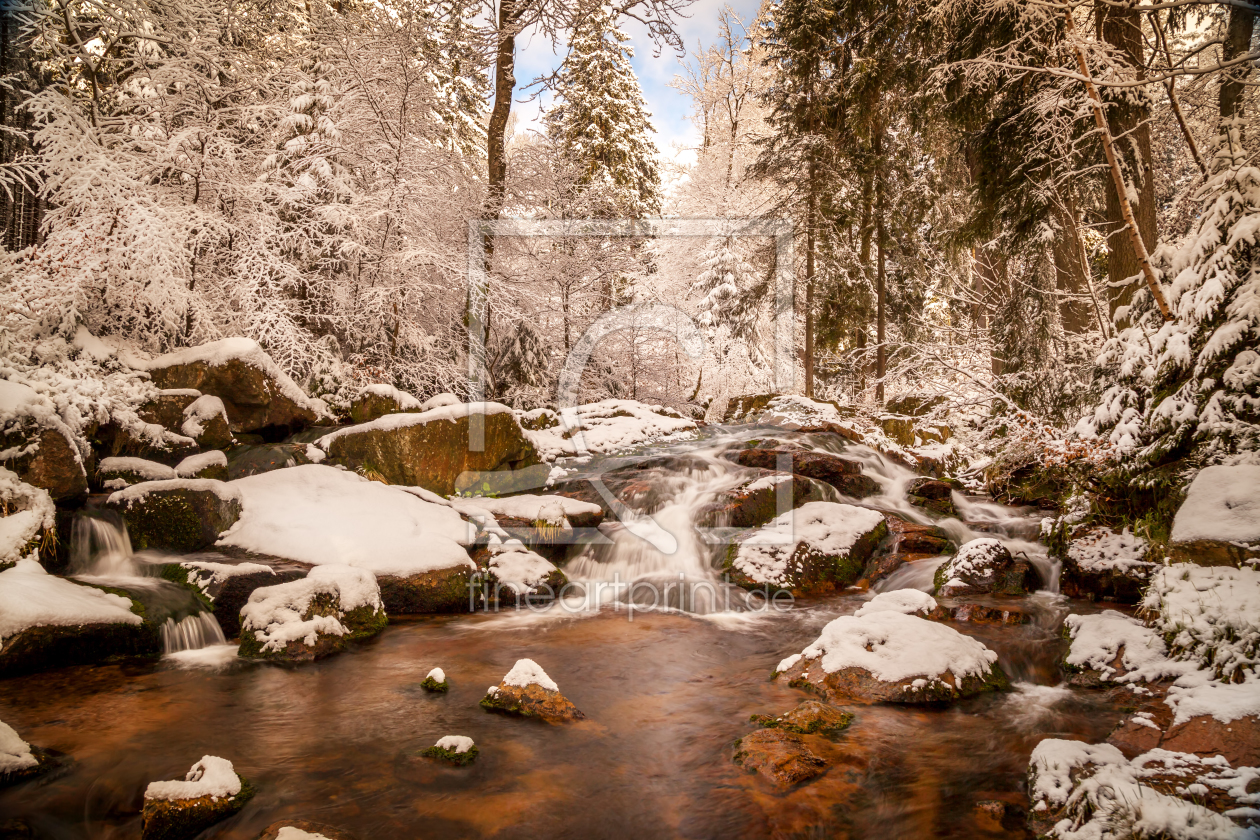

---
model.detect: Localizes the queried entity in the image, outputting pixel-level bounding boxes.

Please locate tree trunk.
[875,186,886,405]
[486,0,519,223]
[804,170,816,398]
[1095,0,1156,316]
[1219,0,1255,149]
[1051,199,1092,334]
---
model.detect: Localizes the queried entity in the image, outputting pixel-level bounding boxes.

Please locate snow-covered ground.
[0,558,141,643]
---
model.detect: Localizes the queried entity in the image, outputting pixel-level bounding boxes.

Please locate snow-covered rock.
[141,755,253,840]
[142,337,325,435]
[180,394,233,450]
[1143,564,1260,682]
[726,502,887,593]
[174,450,228,481]
[854,589,942,619]
[1063,610,1185,687]
[422,666,449,692]
[97,456,175,489]
[481,658,583,722]
[1170,465,1260,567]
[105,478,242,552]
[316,401,541,496]
[172,559,302,639]
[934,537,1038,597]
[482,540,566,600]
[449,493,604,529]
[0,718,46,785]
[1060,526,1155,603]
[0,467,55,567]
[521,399,697,461]
[0,378,88,500]
[774,610,1008,704]
[348,383,423,424]
[238,564,386,662]
[422,734,478,766]
[696,472,828,530]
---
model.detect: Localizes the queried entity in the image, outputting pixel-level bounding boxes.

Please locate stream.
[0,429,1131,839]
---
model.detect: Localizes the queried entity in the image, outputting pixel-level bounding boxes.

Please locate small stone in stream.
[0,719,56,788]
[750,700,853,735]
[421,667,449,693]
[733,729,826,788]
[905,477,956,517]
[255,820,360,840]
[945,603,1030,625]
[480,659,583,722]
[421,735,478,766]
[972,799,1026,834]
[141,756,254,840]
[934,538,1039,597]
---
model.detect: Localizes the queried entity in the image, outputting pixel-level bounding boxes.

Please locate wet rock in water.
[422,735,478,766]
[421,667,449,693]
[174,451,228,482]
[0,559,160,678]
[0,380,88,500]
[1059,526,1154,603]
[0,719,54,787]
[104,479,242,552]
[481,659,583,722]
[750,700,853,735]
[255,820,360,840]
[141,755,253,840]
[733,729,826,788]
[726,502,887,594]
[96,456,175,490]
[377,564,475,615]
[860,517,954,586]
[696,472,827,529]
[170,559,306,639]
[317,402,540,496]
[933,538,1038,597]
[971,799,1027,834]
[238,565,386,662]
[905,477,956,517]
[944,603,1030,625]
[1168,465,1260,567]
[774,611,1008,704]
[348,384,423,424]
[179,395,234,451]
[143,338,322,436]
[731,448,879,499]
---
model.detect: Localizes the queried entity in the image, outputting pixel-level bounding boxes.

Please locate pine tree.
[546,5,661,218]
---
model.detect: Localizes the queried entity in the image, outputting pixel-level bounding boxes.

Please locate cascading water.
[69,513,229,655]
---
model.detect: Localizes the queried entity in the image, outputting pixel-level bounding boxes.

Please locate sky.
[507,0,762,168]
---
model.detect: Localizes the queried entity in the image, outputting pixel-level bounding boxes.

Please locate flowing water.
[0,431,1131,839]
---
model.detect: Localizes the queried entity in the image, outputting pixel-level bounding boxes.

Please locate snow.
[240,564,381,653]
[71,326,115,362]
[792,610,1000,684]
[275,828,334,840]
[420,393,461,411]
[175,450,227,478]
[361,383,423,410]
[1067,527,1153,572]
[1171,465,1260,546]
[486,543,560,594]
[143,755,242,802]
[939,538,1008,586]
[0,558,141,643]
[1166,676,1260,727]
[139,337,324,418]
[427,667,445,683]
[732,502,885,587]
[522,399,697,460]
[180,560,275,598]
[304,444,325,464]
[0,467,55,564]
[98,456,175,481]
[315,401,514,450]
[108,478,242,509]
[434,735,474,754]
[776,653,802,673]
[1064,611,1185,683]
[0,719,37,774]
[1143,564,1260,681]
[501,658,559,691]
[180,394,228,439]
[218,465,474,576]
[448,494,600,525]
[855,589,939,618]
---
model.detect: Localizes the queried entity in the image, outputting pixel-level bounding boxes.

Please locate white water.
[162,613,228,653]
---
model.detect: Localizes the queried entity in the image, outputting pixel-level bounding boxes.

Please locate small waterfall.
[70,513,141,577]
[162,613,228,653]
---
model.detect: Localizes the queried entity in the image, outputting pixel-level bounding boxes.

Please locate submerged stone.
[733,729,826,788]
[750,699,854,736]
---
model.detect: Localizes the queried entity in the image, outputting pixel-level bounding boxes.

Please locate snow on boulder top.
[98,457,176,481]
[1067,527,1152,572]
[138,337,323,415]
[239,564,382,654]
[218,464,474,576]
[0,378,64,431]
[175,451,228,478]
[522,399,697,460]
[421,393,461,411]
[855,589,938,618]
[180,394,228,438]
[945,538,1009,579]
[448,493,601,524]
[426,667,446,683]
[796,610,999,684]
[107,478,242,507]
[361,383,423,410]
[0,558,141,643]
[487,547,560,594]
[733,502,885,587]
[1171,464,1260,544]
[274,829,334,840]
[71,325,116,362]
[434,735,474,754]
[0,468,55,564]
[501,658,559,691]
[0,719,38,774]
[315,401,515,449]
[143,755,242,802]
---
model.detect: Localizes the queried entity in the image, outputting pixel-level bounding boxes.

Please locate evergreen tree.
[546,5,662,218]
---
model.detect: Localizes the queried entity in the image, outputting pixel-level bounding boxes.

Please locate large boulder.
[167,559,306,639]
[104,480,242,552]
[0,379,88,500]
[725,502,887,594]
[481,659,583,722]
[142,338,322,436]
[174,451,228,481]
[316,402,540,496]
[138,389,201,432]
[1168,465,1260,567]
[732,729,826,788]
[933,538,1038,597]
[349,384,423,424]
[378,565,476,615]
[0,558,159,678]
[238,564,387,662]
[142,755,253,840]
[1060,526,1154,603]
[774,610,1008,704]
[731,448,879,499]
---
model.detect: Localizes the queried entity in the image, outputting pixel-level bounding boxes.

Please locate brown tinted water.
[1,595,1127,839]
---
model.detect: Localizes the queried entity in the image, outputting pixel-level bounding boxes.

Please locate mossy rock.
[238,592,386,662]
[349,390,420,424]
[140,776,254,840]
[421,744,478,766]
[421,676,450,693]
[780,657,1009,705]
[724,518,888,595]
[148,350,317,436]
[377,565,474,615]
[480,683,584,723]
[750,700,854,735]
[104,481,241,552]
[732,729,827,788]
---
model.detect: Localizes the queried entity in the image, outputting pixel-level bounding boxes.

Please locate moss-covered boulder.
[317,402,539,496]
[96,456,175,490]
[725,502,887,594]
[481,659,583,722]
[174,451,229,482]
[750,699,853,736]
[144,337,321,436]
[731,448,879,499]
[377,563,475,615]
[733,729,826,788]
[421,667,449,692]
[138,389,202,432]
[934,538,1039,597]
[905,477,956,517]
[104,479,242,552]
[237,565,386,662]
[421,736,478,766]
[141,756,254,840]
[349,384,423,424]
[179,395,234,451]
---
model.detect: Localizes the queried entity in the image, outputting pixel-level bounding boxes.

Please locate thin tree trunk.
[1069,9,1171,322]
[805,170,816,398]
[1219,0,1256,151]
[1051,198,1092,334]
[875,179,886,405]
[1150,11,1207,178]
[1064,190,1111,338]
